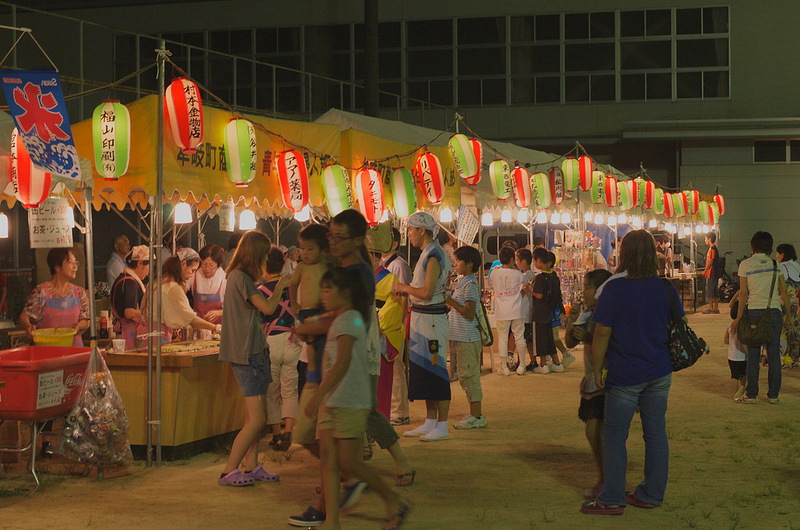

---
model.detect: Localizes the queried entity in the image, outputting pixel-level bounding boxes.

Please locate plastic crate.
[0,346,91,421]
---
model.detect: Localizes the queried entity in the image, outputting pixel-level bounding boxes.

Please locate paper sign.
[456,205,480,244]
[219,201,234,232]
[37,370,66,409]
[28,197,73,248]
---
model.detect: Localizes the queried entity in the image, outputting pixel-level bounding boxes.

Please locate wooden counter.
[105,344,245,448]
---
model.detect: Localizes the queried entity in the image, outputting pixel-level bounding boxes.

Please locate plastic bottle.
[99,310,109,339]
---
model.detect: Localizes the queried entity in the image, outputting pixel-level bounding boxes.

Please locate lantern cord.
[0,26,58,72]
[62,63,157,101]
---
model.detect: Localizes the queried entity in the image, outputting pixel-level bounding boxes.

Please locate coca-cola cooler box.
[0,346,92,421]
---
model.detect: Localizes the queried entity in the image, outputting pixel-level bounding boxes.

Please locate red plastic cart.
[0,346,91,490]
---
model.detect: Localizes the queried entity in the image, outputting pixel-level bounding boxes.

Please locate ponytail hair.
[321,267,371,323]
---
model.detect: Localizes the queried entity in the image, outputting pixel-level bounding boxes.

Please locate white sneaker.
[562,351,576,368]
[533,366,550,374]
[497,366,511,376]
[419,429,449,442]
[403,422,436,437]
[516,364,526,375]
[549,363,565,373]
[454,415,487,429]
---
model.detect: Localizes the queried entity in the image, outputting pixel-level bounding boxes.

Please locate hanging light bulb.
[608,215,617,226]
[517,209,529,224]
[683,226,692,237]
[440,207,453,223]
[0,213,8,238]
[482,212,493,226]
[594,213,603,224]
[631,217,642,228]
[174,203,192,224]
[240,210,257,230]
[668,223,677,234]
[584,211,593,222]
[294,204,311,222]
[561,212,571,224]
[617,213,627,224]
[648,219,658,228]
[695,224,704,234]
[501,209,512,223]
[550,212,561,224]
[536,210,548,223]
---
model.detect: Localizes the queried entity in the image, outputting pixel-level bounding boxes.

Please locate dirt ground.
[2,307,800,529]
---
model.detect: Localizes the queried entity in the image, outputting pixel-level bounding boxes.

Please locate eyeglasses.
[326,233,354,244]
[67,260,80,266]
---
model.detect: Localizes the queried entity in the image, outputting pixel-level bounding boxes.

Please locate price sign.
[28,197,73,248]
[456,205,480,244]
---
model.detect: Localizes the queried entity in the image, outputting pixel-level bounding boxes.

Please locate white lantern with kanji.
[414,152,444,205]
[224,118,257,188]
[165,77,204,153]
[511,166,532,208]
[275,150,309,212]
[322,164,353,216]
[92,100,130,181]
[355,168,385,225]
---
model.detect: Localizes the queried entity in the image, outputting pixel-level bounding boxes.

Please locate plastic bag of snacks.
[58,346,133,466]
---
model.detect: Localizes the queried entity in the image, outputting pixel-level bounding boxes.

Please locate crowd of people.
[13,213,800,525]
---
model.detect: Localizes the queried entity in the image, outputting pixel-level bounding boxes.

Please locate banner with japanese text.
[0,70,81,180]
[28,197,73,248]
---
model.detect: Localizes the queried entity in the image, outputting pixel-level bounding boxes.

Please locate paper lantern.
[653,188,665,215]
[673,192,688,218]
[644,180,656,209]
[530,172,551,209]
[713,194,725,216]
[634,177,646,207]
[549,167,564,205]
[663,192,675,218]
[618,180,635,211]
[590,170,605,204]
[415,152,444,205]
[698,201,710,224]
[685,189,700,214]
[92,100,130,181]
[604,176,618,207]
[224,118,257,188]
[709,202,720,225]
[561,157,580,191]
[464,139,483,185]
[511,166,532,208]
[322,164,354,216]
[579,156,593,191]
[390,168,416,219]
[165,77,203,153]
[448,134,477,181]
[275,149,309,212]
[11,128,51,208]
[489,159,511,199]
[355,168,385,225]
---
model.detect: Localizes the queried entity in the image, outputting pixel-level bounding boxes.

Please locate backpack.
[467,277,493,347]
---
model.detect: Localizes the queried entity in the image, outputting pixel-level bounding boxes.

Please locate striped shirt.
[449,274,481,343]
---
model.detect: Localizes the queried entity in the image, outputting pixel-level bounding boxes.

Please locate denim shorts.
[706,277,719,298]
[231,350,271,397]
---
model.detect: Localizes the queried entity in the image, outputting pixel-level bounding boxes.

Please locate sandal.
[245,464,279,482]
[396,470,416,487]
[274,432,292,452]
[580,500,623,515]
[383,497,414,530]
[218,469,255,487]
[624,491,658,509]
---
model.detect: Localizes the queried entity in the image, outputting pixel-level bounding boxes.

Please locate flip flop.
[245,464,279,482]
[218,469,255,487]
[625,491,658,509]
[580,500,623,515]
[383,497,414,530]
[396,470,416,487]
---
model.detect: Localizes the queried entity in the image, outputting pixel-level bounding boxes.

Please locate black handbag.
[737,260,778,347]
[663,279,710,371]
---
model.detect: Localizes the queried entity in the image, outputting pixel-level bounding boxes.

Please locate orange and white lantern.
[275,150,309,212]
[604,176,618,207]
[165,77,203,153]
[11,128,51,208]
[355,168,385,225]
[511,166,532,208]
[579,155,593,191]
[414,152,444,205]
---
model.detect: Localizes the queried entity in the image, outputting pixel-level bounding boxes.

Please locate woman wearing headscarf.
[392,212,452,442]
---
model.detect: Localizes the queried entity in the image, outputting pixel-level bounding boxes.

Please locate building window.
[754,140,788,163]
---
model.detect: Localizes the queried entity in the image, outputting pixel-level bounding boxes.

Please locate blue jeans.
[598,373,671,507]
[745,308,783,400]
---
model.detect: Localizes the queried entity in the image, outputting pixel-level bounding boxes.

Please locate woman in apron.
[20,248,90,347]
[192,244,227,324]
[110,245,150,350]
[392,212,452,442]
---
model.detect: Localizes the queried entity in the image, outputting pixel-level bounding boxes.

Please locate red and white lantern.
[464,139,483,185]
[579,155,593,191]
[663,192,675,218]
[674,192,689,218]
[11,128,51,208]
[549,167,564,205]
[713,194,725,216]
[685,189,700,214]
[165,77,204,153]
[604,176,618,207]
[414,152,444,205]
[275,150,309,212]
[511,166,532,208]
[355,168,385,225]
[644,180,656,209]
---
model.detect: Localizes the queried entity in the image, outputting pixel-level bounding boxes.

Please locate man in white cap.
[106,234,131,286]
[110,245,150,350]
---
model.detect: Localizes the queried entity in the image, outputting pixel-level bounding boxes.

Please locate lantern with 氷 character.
[355,168,385,225]
[685,189,700,214]
[489,159,512,199]
[604,176,618,207]
[448,134,477,181]
[224,118,257,188]
[414,152,444,205]
[590,170,605,204]
[579,155,593,191]
[464,139,483,185]
[511,166,532,208]
[275,149,309,212]
[531,172,551,209]
[92,100,130,181]
[549,167,564,205]
[562,157,580,191]
[391,167,416,219]
[713,194,725,216]
[165,77,203,153]
[11,127,51,208]
[321,163,353,216]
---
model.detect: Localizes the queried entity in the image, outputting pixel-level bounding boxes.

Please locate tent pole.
[82,185,96,339]
[146,197,155,467]
[155,39,167,466]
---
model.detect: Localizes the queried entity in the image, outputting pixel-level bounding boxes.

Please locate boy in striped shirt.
[445,245,487,430]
